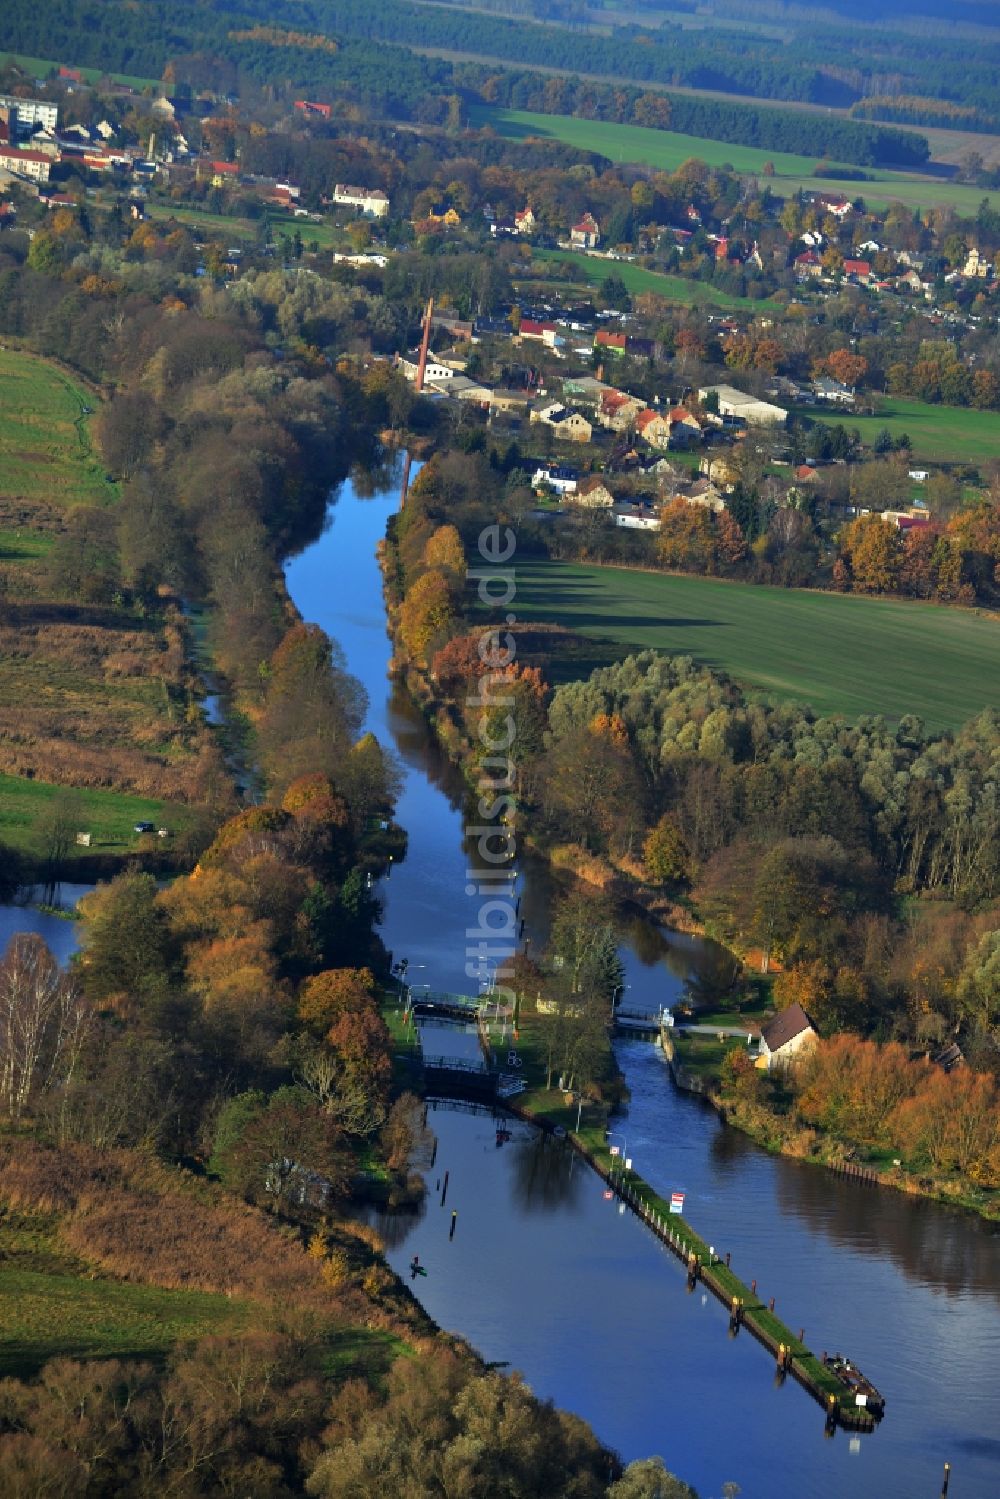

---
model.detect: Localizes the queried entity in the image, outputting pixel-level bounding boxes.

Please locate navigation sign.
[609,1145,620,1157]
[670,1191,685,1215]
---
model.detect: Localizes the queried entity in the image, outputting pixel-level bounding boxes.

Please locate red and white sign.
[609,1145,620,1157]
[669,1191,685,1215]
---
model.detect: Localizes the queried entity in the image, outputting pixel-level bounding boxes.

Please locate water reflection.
[509,1134,583,1215]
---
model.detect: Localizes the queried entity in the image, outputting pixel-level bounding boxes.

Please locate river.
[284,461,1000,1498]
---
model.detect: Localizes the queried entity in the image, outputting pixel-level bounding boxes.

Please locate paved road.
[674,1022,760,1039]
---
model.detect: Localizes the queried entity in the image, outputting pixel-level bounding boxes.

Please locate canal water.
[285,461,1000,1498]
[0,883,91,965]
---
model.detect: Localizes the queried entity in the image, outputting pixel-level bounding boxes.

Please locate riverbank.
[392,1010,878,1432]
[662,1030,1000,1225]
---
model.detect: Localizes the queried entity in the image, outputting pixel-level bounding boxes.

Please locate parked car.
[133,821,155,834]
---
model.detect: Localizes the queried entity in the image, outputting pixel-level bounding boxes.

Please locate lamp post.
[611,982,628,1019]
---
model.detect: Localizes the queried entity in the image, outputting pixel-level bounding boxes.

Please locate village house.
[794,250,824,279]
[598,389,646,432]
[518,318,561,348]
[489,389,534,417]
[842,258,872,283]
[570,211,600,249]
[531,463,579,495]
[680,477,726,514]
[792,463,822,487]
[756,1003,818,1072]
[573,476,616,508]
[294,100,332,120]
[614,500,661,530]
[700,453,740,490]
[561,375,617,407]
[333,183,389,218]
[514,206,536,235]
[207,159,239,187]
[634,408,673,450]
[530,402,593,442]
[595,328,627,356]
[667,406,704,446]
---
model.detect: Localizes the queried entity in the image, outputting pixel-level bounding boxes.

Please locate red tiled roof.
[0,147,53,165]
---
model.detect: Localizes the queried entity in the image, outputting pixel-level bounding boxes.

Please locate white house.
[333,183,389,218]
[531,464,578,495]
[757,1003,818,1072]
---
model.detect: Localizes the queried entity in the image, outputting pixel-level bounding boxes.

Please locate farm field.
[528,247,776,310]
[512,559,1000,730]
[0,51,159,89]
[801,398,1000,465]
[473,106,1000,214]
[0,348,116,510]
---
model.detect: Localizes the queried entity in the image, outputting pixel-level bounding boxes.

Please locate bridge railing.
[421,1055,490,1074]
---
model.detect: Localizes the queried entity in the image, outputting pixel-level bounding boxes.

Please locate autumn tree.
[298,967,377,1030]
[422,523,465,575]
[644,814,690,885]
[398,568,455,663]
[839,513,901,593]
[823,350,869,389]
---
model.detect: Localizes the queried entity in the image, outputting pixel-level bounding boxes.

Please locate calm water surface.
[289,464,1000,1496]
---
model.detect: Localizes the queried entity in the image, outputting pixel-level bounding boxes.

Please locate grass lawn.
[0,348,116,510]
[474,106,1000,213]
[529,247,777,310]
[144,202,339,250]
[0,772,173,858]
[512,558,1000,730]
[0,526,54,562]
[0,1264,253,1377]
[801,398,1000,465]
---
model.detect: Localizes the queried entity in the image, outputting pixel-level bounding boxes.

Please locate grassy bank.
[473,105,1000,213]
[511,557,1000,731]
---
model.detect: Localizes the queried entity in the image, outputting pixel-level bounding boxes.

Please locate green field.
[803,398,1000,465]
[513,559,1000,729]
[0,51,159,90]
[144,201,340,250]
[529,247,777,310]
[474,106,1000,214]
[0,349,116,509]
[0,772,173,858]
